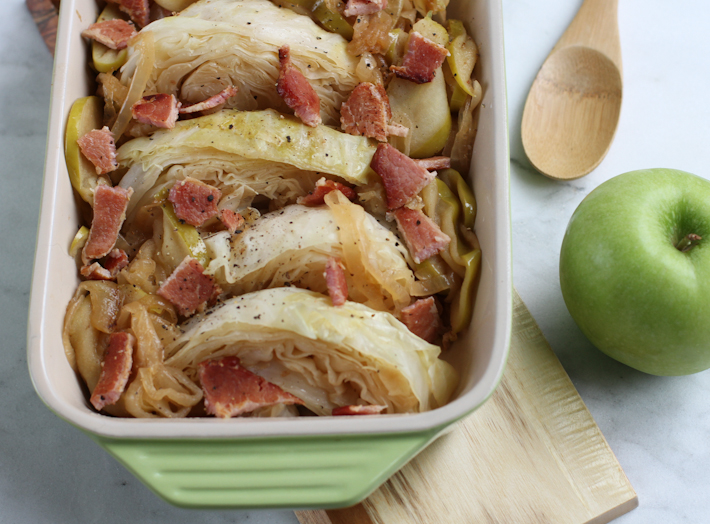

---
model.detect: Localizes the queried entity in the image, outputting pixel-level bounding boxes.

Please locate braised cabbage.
[165,287,457,415]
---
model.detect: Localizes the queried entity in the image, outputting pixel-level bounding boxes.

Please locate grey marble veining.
[2,0,709,522]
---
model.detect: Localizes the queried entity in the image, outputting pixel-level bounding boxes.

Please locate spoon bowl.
[522,0,622,180]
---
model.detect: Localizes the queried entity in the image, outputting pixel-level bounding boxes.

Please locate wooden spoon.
[521,0,622,180]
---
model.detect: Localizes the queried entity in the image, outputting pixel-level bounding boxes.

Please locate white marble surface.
[1,0,709,522]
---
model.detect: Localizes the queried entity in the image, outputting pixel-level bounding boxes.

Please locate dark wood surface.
[26,0,59,56]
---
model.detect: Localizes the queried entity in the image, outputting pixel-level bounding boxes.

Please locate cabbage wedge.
[122,0,360,125]
[165,287,457,415]
[205,197,417,312]
[116,109,377,214]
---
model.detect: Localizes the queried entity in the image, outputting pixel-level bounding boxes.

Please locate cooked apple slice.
[91,4,130,73]
[65,96,110,203]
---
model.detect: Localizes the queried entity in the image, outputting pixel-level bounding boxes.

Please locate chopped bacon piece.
[77,127,118,175]
[394,207,451,264]
[391,32,450,84]
[80,262,113,281]
[324,257,348,306]
[277,46,322,127]
[108,0,150,28]
[90,332,135,411]
[157,257,219,316]
[340,82,408,142]
[81,19,136,50]
[343,0,387,17]
[82,185,133,265]
[332,405,387,416]
[199,356,304,418]
[80,249,129,281]
[415,156,451,171]
[104,248,129,275]
[400,297,444,343]
[370,143,436,210]
[168,178,222,227]
[179,85,238,114]
[220,209,245,234]
[131,93,180,129]
[297,178,357,207]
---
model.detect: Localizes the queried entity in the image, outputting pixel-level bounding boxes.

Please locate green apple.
[559,168,710,376]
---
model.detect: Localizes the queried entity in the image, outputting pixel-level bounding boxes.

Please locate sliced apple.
[65,96,108,203]
[91,4,129,73]
[446,20,478,96]
[161,201,210,269]
[154,0,199,10]
[387,72,452,158]
[411,16,448,47]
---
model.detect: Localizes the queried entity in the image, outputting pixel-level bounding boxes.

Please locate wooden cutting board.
[296,290,638,524]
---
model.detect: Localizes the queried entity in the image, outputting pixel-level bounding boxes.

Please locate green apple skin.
[559,168,710,376]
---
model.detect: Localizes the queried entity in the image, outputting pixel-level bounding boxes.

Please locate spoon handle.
[554,0,621,71]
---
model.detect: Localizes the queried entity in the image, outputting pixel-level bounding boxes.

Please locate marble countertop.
[1,0,708,522]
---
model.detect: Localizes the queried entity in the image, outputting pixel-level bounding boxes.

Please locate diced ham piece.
[77,127,118,175]
[277,46,322,127]
[80,249,129,281]
[199,356,304,418]
[81,19,136,50]
[157,257,219,316]
[109,0,150,28]
[394,207,451,263]
[332,405,387,416]
[370,143,436,210]
[415,156,451,171]
[324,257,348,306]
[391,32,450,84]
[90,332,135,411]
[179,85,238,114]
[297,178,356,207]
[220,209,245,234]
[400,296,443,343]
[168,178,222,227]
[343,0,387,17]
[340,82,408,142]
[82,185,133,265]
[131,93,180,129]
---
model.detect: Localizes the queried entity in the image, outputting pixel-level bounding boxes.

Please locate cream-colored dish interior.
[27,0,511,439]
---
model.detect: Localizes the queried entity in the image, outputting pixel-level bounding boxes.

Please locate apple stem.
[676,233,702,252]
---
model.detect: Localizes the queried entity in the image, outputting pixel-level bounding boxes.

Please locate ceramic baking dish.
[28,0,511,509]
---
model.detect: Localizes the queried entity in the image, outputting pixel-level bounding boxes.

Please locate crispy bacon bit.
[81,19,136,50]
[199,356,304,418]
[370,143,436,210]
[220,209,245,234]
[90,332,135,411]
[391,32,450,84]
[104,248,129,275]
[340,82,408,142]
[325,257,348,306]
[157,257,219,316]
[77,127,118,175]
[297,178,357,207]
[400,297,443,343]
[80,249,129,281]
[415,156,451,171]
[82,185,133,265]
[168,178,222,227]
[332,405,387,416]
[109,0,150,28]
[343,0,387,16]
[277,46,322,127]
[131,93,180,129]
[80,262,113,281]
[394,207,451,264]
[348,10,392,56]
[179,85,238,114]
